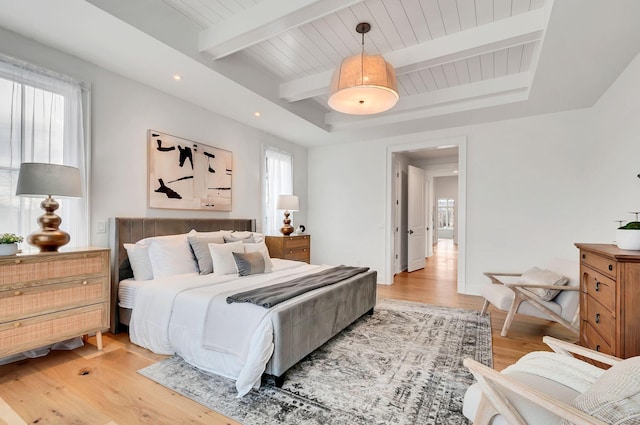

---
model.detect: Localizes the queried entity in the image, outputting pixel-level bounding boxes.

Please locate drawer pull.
[82,280,88,285]
[608,264,613,271]
[14,291,21,296]
[14,322,20,328]
[595,281,600,291]
[582,254,586,259]
[595,313,600,324]
[596,345,601,352]
[14,259,21,264]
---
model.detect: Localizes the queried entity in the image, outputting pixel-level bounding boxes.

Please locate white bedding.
[129,258,331,396]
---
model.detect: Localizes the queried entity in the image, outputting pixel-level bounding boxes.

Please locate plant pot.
[616,229,640,250]
[0,243,18,256]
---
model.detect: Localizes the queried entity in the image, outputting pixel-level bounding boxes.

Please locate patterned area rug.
[138,299,492,424]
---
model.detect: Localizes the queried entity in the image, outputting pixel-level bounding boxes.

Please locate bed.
[109,217,377,396]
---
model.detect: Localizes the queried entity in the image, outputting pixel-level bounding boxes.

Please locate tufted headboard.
[109,217,256,333]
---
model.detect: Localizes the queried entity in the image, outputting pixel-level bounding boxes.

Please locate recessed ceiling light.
[254,112,261,117]
[173,74,182,81]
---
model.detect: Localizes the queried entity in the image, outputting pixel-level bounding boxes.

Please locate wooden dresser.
[0,248,110,358]
[575,243,640,358]
[265,235,311,263]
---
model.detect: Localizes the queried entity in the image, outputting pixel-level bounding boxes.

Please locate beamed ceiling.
[0,0,640,146]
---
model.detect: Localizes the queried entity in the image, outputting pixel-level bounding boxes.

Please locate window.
[263,147,292,235]
[0,55,88,248]
[438,198,455,229]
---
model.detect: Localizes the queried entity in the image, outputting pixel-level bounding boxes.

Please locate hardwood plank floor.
[0,240,577,424]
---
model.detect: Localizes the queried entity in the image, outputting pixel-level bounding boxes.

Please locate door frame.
[385,136,467,293]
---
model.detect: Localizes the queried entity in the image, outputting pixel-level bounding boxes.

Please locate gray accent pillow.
[188,234,225,274]
[232,251,266,277]
[224,234,256,243]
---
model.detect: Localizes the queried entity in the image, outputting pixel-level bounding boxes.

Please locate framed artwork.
[148,130,232,211]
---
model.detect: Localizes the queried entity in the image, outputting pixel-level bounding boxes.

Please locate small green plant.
[0,233,24,244]
[619,222,640,230]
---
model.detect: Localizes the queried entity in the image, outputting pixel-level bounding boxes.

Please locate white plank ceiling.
[162,0,552,130]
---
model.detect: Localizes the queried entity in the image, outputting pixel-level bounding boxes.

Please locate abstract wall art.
[148,130,232,211]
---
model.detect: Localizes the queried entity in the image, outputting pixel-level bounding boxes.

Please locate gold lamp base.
[28,195,70,252]
[280,210,294,236]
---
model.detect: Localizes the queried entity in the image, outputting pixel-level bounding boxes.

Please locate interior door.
[407,165,425,272]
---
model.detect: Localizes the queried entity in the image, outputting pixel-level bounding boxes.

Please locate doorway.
[385,137,467,293]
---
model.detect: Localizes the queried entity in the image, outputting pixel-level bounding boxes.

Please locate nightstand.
[0,248,110,357]
[265,235,311,263]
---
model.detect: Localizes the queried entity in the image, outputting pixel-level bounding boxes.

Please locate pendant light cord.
[361,30,365,85]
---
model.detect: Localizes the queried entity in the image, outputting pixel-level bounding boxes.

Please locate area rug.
[138,299,492,424]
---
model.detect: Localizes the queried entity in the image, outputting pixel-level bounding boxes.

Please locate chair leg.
[473,394,500,425]
[501,293,525,337]
[481,299,490,315]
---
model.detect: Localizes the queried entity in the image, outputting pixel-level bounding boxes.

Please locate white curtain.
[264,147,293,236]
[0,54,88,248]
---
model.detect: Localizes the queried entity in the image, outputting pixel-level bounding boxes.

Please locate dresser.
[575,243,640,358]
[0,248,110,358]
[265,235,311,263]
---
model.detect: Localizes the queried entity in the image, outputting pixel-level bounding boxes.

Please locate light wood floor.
[0,241,577,424]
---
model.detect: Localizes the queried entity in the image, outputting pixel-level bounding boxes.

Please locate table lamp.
[277,195,299,236]
[15,162,82,252]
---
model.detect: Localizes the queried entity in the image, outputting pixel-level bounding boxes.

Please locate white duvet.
[129,259,331,396]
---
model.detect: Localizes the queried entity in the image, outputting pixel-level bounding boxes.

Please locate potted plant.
[0,233,24,256]
[617,220,640,250]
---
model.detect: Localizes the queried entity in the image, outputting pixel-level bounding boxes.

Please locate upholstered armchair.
[463,336,640,424]
[479,258,580,337]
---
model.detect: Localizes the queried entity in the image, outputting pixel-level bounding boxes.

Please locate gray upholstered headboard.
[109,217,256,333]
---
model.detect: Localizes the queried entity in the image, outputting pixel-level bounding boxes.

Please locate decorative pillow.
[147,231,199,278]
[233,251,266,276]
[123,243,153,280]
[208,241,245,276]
[243,241,273,273]
[230,231,264,243]
[224,234,256,244]
[188,234,225,275]
[518,267,569,301]
[561,356,640,425]
[195,230,233,239]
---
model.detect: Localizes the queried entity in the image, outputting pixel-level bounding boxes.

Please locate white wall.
[309,108,595,290]
[0,26,307,248]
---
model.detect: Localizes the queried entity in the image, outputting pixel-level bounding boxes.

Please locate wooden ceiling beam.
[279,9,545,102]
[199,0,362,59]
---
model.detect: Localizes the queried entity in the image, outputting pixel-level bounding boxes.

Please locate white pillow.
[244,241,273,273]
[518,266,569,301]
[231,231,264,243]
[196,230,233,239]
[123,243,154,281]
[209,241,245,276]
[146,230,198,278]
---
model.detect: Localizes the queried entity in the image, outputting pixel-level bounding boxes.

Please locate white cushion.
[480,283,563,320]
[123,243,153,281]
[230,231,264,243]
[243,241,273,273]
[208,241,245,276]
[464,371,581,424]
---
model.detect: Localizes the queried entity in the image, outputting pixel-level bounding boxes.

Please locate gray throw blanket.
[227,266,370,308]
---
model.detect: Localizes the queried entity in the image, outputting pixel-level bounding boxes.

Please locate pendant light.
[328,22,399,115]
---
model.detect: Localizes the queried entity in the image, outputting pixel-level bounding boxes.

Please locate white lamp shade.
[277,195,299,211]
[329,53,399,115]
[16,162,82,198]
